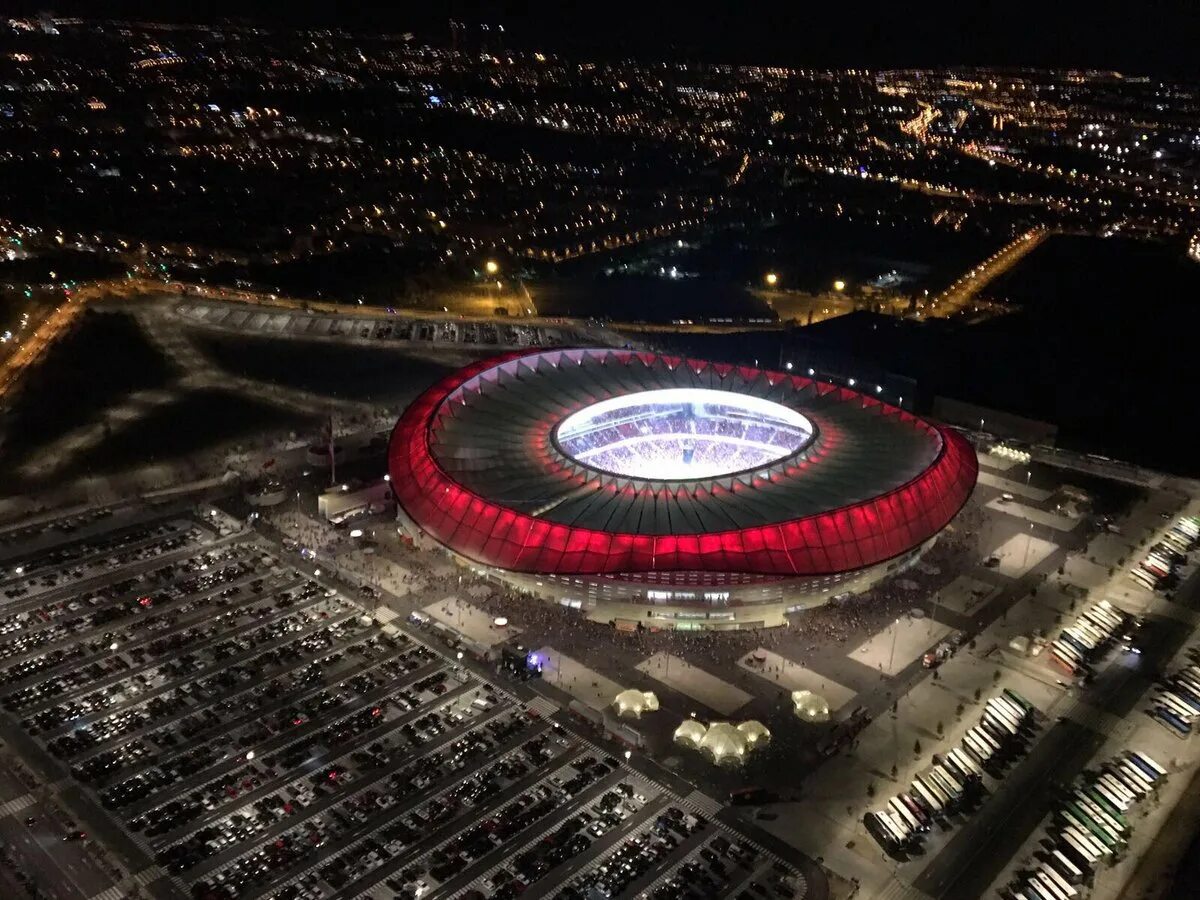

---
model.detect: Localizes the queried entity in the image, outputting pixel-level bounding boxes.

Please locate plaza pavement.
[986,498,1078,531]
[737,649,857,712]
[850,618,954,677]
[636,652,753,717]
[930,576,998,616]
[976,470,1052,502]
[533,648,624,713]
[423,596,519,649]
[991,532,1059,578]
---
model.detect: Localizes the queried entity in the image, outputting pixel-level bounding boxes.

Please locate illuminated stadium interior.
[554,388,815,481]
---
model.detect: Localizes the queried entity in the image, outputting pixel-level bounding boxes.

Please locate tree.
[913,739,922,755]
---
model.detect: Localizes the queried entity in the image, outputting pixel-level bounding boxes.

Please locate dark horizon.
[15,0,1200,77]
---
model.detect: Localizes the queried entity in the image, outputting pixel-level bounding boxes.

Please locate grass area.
[0,311,178,466]
[188,330,468,403]
[61,389,317,478]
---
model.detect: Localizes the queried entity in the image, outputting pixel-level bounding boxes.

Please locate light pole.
[888,617,900,674]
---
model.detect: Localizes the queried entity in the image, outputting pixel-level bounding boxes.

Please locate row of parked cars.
[190,708,548,897]
[1,520,201,598]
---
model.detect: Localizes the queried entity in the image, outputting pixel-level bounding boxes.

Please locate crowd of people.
[558,400,809,479]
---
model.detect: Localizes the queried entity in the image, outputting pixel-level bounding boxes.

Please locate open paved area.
[423,596,519,648]
[737,649,857,712]
[850,616,954,676]
[932,575,999,615]
[991,531,1060,577]
[636,653,754,717]
[977,470,1052,501]
[534,647,624,712]
[986,497,1079,531]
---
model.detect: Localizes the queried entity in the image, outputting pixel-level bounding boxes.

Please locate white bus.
[949,747,982,779]
[1109,761,1151,795]
[1091,779,1130,814]
[1038,865,1078,899]
[917,771,953,807]
[889,796,925,834]
[1156,691,1198,721]
[1049,849,1084,885]
[910,778,944,816]
[983,704,1020,736]
[1129,569,1159,590]
[1060,826,1101,865]
[1097,774,1134,808]
[963,729,994,762]
[994,693,1030,724]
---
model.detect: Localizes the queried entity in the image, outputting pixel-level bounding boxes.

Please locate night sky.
[18,0,1200,76]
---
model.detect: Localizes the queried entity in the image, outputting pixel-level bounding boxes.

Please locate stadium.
[389,348,977,628]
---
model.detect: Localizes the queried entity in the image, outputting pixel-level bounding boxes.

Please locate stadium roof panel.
[389,348,977,578]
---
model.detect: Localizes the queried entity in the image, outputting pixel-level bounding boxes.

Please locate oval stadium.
[389,348,978,628]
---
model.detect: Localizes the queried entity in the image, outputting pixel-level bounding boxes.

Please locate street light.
[484,260,499,276]
[765,272,778,286]
[833,279,846,292]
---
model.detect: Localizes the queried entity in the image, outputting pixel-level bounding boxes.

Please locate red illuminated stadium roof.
[388,348,977,578]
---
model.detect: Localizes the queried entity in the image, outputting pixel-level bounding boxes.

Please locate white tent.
[738,720,771,749]
[792,690,831,723]
[614,689,659,719]
[699,722,747,765]
[673,719,707,748]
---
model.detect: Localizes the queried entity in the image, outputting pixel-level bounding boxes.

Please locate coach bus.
[1151,705,1191,738]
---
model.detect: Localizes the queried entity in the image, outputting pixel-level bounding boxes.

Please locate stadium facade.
[389,348,977,628]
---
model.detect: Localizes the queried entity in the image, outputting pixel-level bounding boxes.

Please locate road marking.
[526,696,559,718]
[0,793,33,815]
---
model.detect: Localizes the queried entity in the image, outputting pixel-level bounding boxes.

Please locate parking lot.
[0,510,814,900]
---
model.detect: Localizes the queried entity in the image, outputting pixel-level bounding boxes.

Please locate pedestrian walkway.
[87,866,161,900]
[526,696,560,718]
[872,876,936,900]
[684,789,724,818]
[0,792,33,816]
